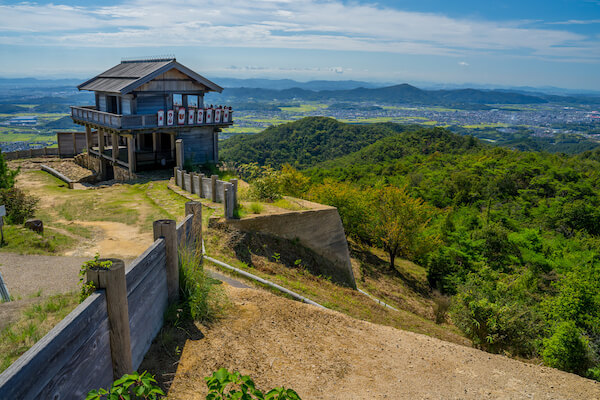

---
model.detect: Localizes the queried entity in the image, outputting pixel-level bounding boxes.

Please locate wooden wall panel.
[0,292,112,399]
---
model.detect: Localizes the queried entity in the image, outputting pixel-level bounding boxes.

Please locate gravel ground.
[8,158,94,182]
[169,286,600,400]
[0,253,89,298]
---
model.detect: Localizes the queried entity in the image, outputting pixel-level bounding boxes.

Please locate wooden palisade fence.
[174,167,237,219]
[2,147,59,160]
[0,201,202,399]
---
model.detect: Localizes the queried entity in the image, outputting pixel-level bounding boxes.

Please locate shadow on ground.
[138,315,204,393]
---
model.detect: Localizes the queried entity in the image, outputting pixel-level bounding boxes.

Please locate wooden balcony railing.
[70,106,233,130]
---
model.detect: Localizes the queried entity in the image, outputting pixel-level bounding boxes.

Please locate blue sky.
[0,0,599,90]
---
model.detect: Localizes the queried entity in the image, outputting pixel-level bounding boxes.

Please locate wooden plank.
[153,220,178,303]
[201,177,211,199]
[125,239,166,296]
[183,173,192,192]
[36,317,112,400]
[176,214,193,246]
[192,175,201,195]
[0,292,109,399]
[215,180,225,203]
[127,258,168,369]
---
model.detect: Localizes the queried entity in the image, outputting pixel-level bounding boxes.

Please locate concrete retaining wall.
[222,206,356,288]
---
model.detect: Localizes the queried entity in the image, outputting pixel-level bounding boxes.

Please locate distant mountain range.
[1,77,599,106]
[213,78,382,91]
[209,83,600,106]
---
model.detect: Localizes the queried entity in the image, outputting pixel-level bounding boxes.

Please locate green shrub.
[0,187,38,224]
[249,202,264,214]
[450,269,544,356]
[542,321,593,375]
[0,150,18,189]
[205,368,301,400]
[238,163,282,202]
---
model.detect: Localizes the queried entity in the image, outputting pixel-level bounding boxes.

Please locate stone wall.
[220,205,356,288]
[74,153,100,172]
[114,164,135,181]
[74,153,137,182]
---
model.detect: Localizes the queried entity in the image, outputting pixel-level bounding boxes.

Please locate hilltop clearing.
[169,285,600,399]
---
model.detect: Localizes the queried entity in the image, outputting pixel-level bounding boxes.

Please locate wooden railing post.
[85,259,132,380]
[229,178,238,209]
[211,175,218,202]
[153,220,178,303]
[185,201,202,252]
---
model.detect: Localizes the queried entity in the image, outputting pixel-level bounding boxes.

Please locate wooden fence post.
[211,175,218,202]
[85,259,132,380]
[229,178,238,209]
[153,220,178,303]
[185,201,202,252]
[199,173,205,197]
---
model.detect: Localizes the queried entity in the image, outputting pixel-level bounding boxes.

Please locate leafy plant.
[86,371,165,400]
[78,254,112,302]
[205,368,301,400]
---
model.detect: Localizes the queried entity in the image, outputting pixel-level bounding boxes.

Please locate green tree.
[370,185,437,269]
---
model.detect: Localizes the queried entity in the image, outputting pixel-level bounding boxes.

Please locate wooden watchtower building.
[70,57,232,180]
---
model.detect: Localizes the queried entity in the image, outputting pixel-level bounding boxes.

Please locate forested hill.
[223,116,600,380]
[220,117,426,168]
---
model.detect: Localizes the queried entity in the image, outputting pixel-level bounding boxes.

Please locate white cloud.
[548,19,600,25]
[0,0,598,62]
[458,61,469,66]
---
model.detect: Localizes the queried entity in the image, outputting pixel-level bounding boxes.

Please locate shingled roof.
[77,58,223,94]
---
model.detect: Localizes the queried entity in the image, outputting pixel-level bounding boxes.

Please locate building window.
[173,94,183,107]
[187,95,198,108]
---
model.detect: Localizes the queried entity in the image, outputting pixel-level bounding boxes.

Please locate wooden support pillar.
[185,201,202,253]
[98,128,104,154]
[153,220,178,303]
[170,133,176,160]
[85,259,133,380]
[213,130,218,162]
[112,133,119,161]
[85,126,92,152]
[152,132,157,153]
[127,136,136,173]
[72,132,77,156]
[175,139,184,169]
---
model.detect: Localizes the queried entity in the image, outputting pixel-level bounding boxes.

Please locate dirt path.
[169,286,600,400]
[0,253,89,298]
[62,220,153,259]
